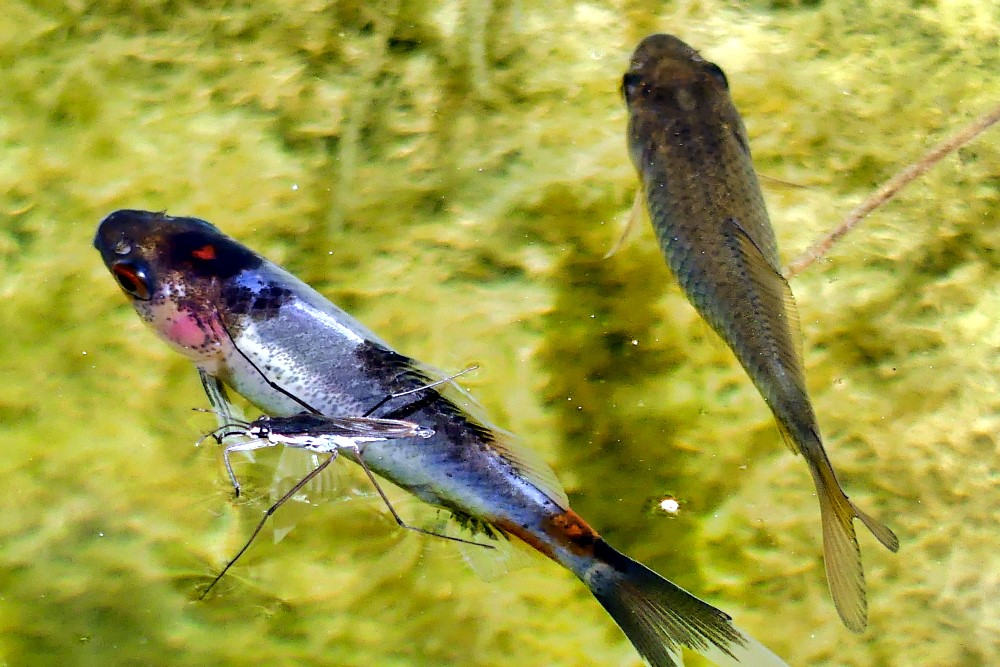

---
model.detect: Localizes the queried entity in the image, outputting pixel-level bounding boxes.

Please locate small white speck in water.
[658,497,680,515]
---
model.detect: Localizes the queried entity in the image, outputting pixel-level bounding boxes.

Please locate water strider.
[95,209,787,667]
[196,369,487,597]
[199,366,476,497]
[621,33,899,632]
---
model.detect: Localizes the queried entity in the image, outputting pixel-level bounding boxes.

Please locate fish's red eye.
[192,244,216,260]
[112,260,152,301]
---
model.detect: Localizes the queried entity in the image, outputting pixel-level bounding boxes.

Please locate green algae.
[0,0,998,665]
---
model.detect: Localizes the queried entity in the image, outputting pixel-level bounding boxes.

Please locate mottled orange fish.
[621,33,899,631]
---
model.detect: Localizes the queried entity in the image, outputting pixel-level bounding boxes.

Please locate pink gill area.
[149,301,231,369]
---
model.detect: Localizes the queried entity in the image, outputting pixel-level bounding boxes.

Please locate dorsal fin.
[487,427,570,508]
[413,360,570,509]
[726,217,806,382]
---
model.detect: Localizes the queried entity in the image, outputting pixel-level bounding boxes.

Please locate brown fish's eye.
[704,62,728,90]
[112,260,152,301]
[621,72,644,101]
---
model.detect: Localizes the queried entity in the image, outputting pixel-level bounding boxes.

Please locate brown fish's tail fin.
[581,540,789,667]
[808,444,900,633]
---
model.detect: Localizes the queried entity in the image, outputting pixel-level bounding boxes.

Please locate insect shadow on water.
[195,365,489,599]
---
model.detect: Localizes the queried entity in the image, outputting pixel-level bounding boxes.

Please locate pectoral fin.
[604,189,648,259]
[199,369,246,427]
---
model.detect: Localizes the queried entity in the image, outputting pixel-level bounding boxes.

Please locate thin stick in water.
[786,102,1000,279]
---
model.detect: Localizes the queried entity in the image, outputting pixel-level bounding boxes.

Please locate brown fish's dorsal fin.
[725,216,806,384]
[603,189,648,259]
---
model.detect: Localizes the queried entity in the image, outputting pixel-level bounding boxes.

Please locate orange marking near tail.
[548,509,601,552]
[494,509,602,563]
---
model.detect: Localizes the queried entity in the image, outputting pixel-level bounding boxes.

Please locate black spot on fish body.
[355,342,497,445]
[449,510,505,541]
[218,281,294,319]
[251,284,294,314]
[221,284,257,315]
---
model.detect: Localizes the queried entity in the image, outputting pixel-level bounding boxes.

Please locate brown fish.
[621,33,899,632]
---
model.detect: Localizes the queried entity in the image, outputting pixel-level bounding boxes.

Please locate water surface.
[1,1,998,665]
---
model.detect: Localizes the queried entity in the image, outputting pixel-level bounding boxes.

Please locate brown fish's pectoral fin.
[775,421,804,456]
[725,217,806,377]
[758,172,812,190]
[810,450,900,633]
[603,189,648,259]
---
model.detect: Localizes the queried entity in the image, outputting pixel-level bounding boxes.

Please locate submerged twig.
[786,102,1000,278]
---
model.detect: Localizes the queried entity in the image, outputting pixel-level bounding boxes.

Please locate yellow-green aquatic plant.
[0,0,997,665]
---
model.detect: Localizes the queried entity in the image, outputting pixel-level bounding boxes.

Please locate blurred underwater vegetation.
[0,0,998,665]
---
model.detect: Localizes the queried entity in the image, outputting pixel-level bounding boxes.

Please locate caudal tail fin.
[811,458,900,633]
[582,540,788,667]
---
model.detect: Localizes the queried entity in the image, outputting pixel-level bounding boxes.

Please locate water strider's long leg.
[200,452,340,599]
[221,437,283,498]
[363,365,478,417]
[344,443,495,550]
[201,443,495,599]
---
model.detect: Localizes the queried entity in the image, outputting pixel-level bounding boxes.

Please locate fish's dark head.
[94,209,261,300]
[622,34,730,113]
[94,209,261,368]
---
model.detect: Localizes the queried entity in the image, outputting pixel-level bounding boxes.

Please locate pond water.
[1,1,998,665]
